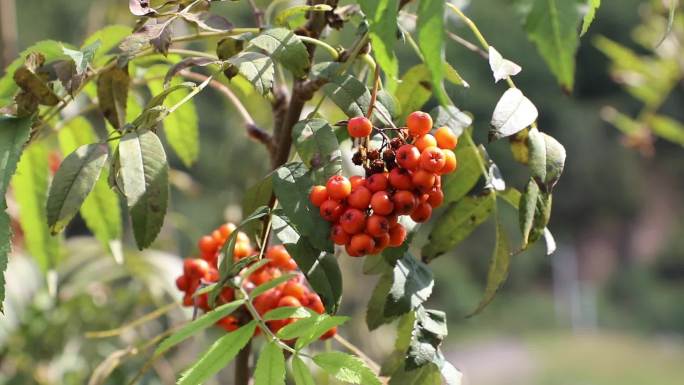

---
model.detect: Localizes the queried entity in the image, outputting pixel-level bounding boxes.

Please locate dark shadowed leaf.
[226,51,275,95]
[47,144,109,234]
[13,53,59,106]
[441,138,482,204]
[0,115,32,196]
[0,40,66,105]
[313,352,381,385]
[118,130,169,249]
[0,209,9,312]
[292,119,342,184]
[385,254,434,317]
[519,178,552,247]
[467,219,511,316]
[181,12,233,33]
[97,64,130,129]
[366,273,394,330]
[422,191,496,263]
[177,321,256,385]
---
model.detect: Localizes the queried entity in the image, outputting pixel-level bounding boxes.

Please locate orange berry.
[219,223,236,239]
[366,214,390,237]
[427,187,444,208]
[396,144,421,170]
[282,281,307,302]
[326,175,352,200]
[348,186,372,209]
[419,146,446,173]
[347,116,373,138]
[217,315,239,331]
[320,200,344,222]
[309,185,329,207]
[439,149,457,174]
[198,235,218,255]
[350,233,376,256]
[306,293,325,314]
[392,190,417,215]
[434,126,458,150]
[367,172,389,192]
[372,233,391,254]
[412,169,436,191]
[266,245,293,270]
[340,208,367,235]
[331,224,351,245]
[407,111,433,137]
[414,134,437,152]
[388,223,407,247]
[370,191,394,215]
[389,167,413,190]
[411,202,432,222]
[253,288,282,314]
[350,175,366,189]
[233,241,251,259]
[277,295,302,308]
[175,275,188,291]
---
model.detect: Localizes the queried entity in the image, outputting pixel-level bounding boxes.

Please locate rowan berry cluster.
[310,111,459,257]
[175,223,335,339]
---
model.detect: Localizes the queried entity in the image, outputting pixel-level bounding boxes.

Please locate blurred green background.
[1,1,684,384]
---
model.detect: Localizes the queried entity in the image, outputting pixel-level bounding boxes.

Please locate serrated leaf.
[0,115,32,196]
[272,162,332,251]
[58,117,122,260]
[442,139,483,204]
[63,40,100,75]
[0,209,9,312]
[294,314,349,349]
[313,352,381,385]
[118,130,168,249]
[177,321,256,385]
[417,0,447,104]
[292,119,342,184]
[360,0,399,88]
[580,0,601,36]
[430,105,472,138]
[292,355,316,385]
[83,25,131,66]
[422,191,496,263]
[227,51,275,95]
[0,40,67,105]
[155,300,244,357]
[385,254,434,317]
[263,306,313,321]
[248,28,310,78]
[47,143,108,234]
[254,342,285,385]
[490,88,538,141]
[406,308,447,370]
[468,219,511,316]
[147,71,199,167]
[366,273,394,330]
[281,235,342,314]
[252,273,297,298]
[13,142,59,271]
[524,0,581,90]
[488,46,521,83]
[97,64,130,129]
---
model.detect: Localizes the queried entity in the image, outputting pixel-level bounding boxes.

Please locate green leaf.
[226,51,275,95]
[313,352,381,385]
[272,163,332,251]
[242,174,273,239]
[58,117,122,260]
[417,0,447,105]
[252,273,298,298]
[254,342,286,385]
[294,314,349,349]
[649,114,684,147]
[0,40,67,105]
[0,115,32,196]
[523,0,581,91]
[580,0,601,36]
[82,25,131,65]
[385,254,434,317]
[519,178,552,247]
[430,105,472,138]
[467,219,511,316]
[528,129,565,192]
[282,235,342,313]
[118,130,169,249]
[46,144,108,234]
[97,64,130,129]
[147,68,199,167]
[263,306,313,321]
[63,40,100,76]
[155,300,245,357]
[292,119,342,184]
[0,209,10,312]
[388,362,442,385]
[422,191,496,263]
[395,65,433,119]
[442,138,483,204]
[248,28,310,78]
[12,142,59,271]
[275,4,333,27]
[366,273,394,330]
[362,254,392,275]
[360,0,400,88]
[489,88,538,141]
[291,355,316,385]
[177,321,256,385]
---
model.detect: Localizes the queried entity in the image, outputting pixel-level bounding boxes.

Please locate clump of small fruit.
[310,111,459,257]
[175,223,335,339]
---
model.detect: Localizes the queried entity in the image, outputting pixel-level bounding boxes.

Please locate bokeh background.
[1,0,683,384]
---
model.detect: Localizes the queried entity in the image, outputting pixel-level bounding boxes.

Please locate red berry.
[282,282,307,302]
[366,214,390,237]
[348,186,372,209]
[419,146,446,173]
[427,187,444,207]
[350,175,366,189]
[331,224,351,245]
[370,191,394,215]
[414,134,437,152]
[320,326,338,340]
[389,168,413,190]
[392,190,417,215]
[326,175,352,200]
[253,288,282,314]
[388,224,407,247]
[412,169,436,191]
[219,223,236,239]
[347,116,373,138]
[350,233,376,256]
[307,293,325,314]
[320,200,344,222]
[217,315,239,331]
[198,236,218,256]
[266,245,293,270]
[434,126,458,150]
[410,202,433,222]
[176,275,188,291]
[339,208,367,234]
[396,144,421,170]
[407,111,433,137]
[277,295,302,308]
[309,185,329,207]
[439,149,457,174]
[366,172,389,192]
[372,233,391,254]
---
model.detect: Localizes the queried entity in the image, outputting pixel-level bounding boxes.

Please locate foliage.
[0,0,601,384]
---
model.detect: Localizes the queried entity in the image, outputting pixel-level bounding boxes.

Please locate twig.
[247,0,265,28]
[446,31,488,59]
[85,302,179,338]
